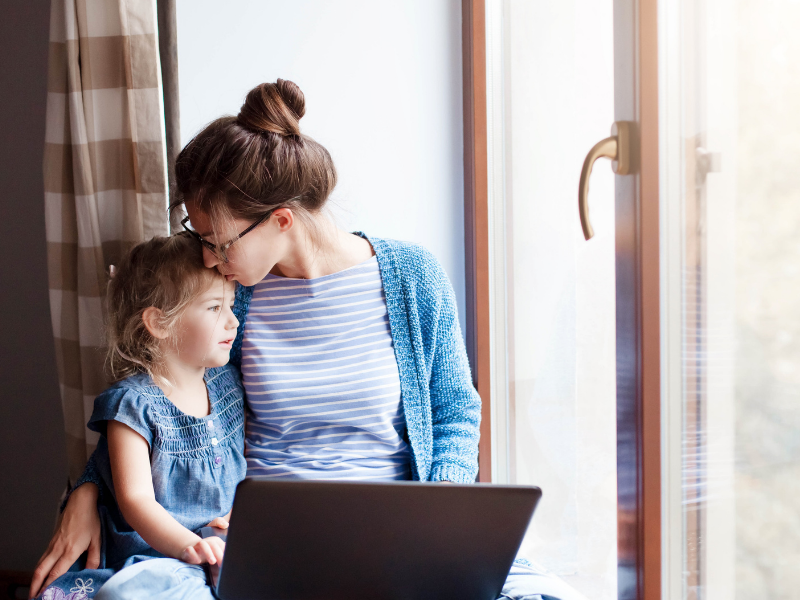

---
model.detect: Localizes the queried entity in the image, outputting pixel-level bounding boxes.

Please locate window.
[661,0,800,597]
[484,1,618,598]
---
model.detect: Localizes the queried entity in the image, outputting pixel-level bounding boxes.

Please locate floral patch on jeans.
[41,577,94,600]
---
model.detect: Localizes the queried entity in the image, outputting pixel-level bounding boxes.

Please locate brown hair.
[106,232,224,383]
[172,79,337,231]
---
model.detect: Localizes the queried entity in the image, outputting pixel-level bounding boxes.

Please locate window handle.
[695,146,722,185]
[579,121,635,240]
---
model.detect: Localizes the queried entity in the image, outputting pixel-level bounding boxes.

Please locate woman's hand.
[29,484,101,599]
[180,536,226,565]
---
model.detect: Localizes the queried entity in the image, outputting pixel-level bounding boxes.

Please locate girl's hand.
[180,536,226,565]
[204,510,232,530]
[29,484,101,599]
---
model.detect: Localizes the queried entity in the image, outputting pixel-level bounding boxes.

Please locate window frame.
[463,0,664,598]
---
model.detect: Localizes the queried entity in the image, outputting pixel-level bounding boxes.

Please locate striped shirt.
[241,256,412,480]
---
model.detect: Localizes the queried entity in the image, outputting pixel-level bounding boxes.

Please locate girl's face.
[172,278,239,368]
[184,201,290,287]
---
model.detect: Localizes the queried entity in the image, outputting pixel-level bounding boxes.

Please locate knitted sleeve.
[59,450,102,512]
[230,283,254,370]
[416,249,482,483]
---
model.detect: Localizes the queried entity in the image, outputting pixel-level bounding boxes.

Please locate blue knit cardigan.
[73,235,480,493]
[231,234,481,484]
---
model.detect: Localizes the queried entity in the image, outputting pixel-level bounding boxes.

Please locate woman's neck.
[155,357,209,418]
[272,220,373,280]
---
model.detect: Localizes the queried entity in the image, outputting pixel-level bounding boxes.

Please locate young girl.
[35,232,245,600]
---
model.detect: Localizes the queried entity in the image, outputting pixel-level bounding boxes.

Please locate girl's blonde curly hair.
[106,231,225,383]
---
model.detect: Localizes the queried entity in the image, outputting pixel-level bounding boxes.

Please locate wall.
[176,0,466,329]
[0,0,69,572]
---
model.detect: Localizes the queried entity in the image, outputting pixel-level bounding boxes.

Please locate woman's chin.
[235,274,263,287]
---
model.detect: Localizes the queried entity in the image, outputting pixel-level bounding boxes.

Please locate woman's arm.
[425,260,482,483]
[59,450,103,511]
[107,421,224,565]
[29,483,101,599]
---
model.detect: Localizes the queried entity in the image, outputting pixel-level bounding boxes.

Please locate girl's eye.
[209,305,221,312]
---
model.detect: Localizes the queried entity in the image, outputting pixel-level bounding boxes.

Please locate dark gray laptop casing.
[208,479,541,600]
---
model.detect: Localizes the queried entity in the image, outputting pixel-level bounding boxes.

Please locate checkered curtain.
[44,0,169,484]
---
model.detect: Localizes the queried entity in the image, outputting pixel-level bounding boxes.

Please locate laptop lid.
[215,479,541,600]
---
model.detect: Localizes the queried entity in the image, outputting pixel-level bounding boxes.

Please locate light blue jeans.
[94,557,587,600]
[94,559,213,600]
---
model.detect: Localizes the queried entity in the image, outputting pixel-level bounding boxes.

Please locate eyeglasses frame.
[180,210,274,263]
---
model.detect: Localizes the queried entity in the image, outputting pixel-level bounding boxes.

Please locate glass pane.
[488,1,617,598]
[662,0,800,597]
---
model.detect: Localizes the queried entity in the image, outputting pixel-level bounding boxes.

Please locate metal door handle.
[579,121,635,240]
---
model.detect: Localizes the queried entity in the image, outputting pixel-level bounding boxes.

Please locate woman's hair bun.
[237,79,306,137]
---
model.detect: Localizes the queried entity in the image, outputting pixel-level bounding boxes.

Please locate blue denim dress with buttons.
[37,365,246,600]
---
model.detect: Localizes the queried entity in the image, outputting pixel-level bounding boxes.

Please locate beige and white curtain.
[44,0,169,484]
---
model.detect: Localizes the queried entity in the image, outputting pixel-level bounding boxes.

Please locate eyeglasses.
[181,211,273,263]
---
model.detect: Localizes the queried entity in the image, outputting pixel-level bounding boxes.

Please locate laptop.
[201,478,541,600]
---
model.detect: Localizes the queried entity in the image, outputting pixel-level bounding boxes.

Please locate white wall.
[176,0,466,332]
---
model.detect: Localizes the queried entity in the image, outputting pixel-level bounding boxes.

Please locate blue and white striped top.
[241,256,412,480]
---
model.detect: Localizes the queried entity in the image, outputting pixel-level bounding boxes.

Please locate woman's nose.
[203,246,221,269]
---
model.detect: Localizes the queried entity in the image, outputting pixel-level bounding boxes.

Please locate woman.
[31,80,581,600]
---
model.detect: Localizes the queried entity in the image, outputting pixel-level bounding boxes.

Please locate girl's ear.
[142,307,169,340]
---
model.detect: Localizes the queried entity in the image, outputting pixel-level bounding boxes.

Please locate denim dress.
[39,365,246,600]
